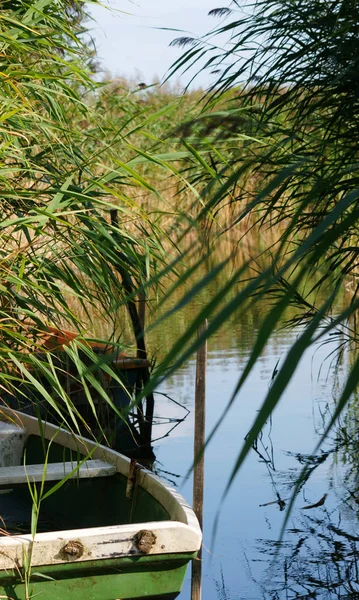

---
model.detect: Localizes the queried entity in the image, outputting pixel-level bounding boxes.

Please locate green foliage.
[4,0,359,521]
[0,0,180,439]
[146,0,359,510]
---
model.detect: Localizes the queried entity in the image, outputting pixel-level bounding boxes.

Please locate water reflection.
[253,419,359,600]
[256,506,359,599]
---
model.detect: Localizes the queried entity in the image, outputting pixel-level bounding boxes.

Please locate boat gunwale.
[0,521,201,569]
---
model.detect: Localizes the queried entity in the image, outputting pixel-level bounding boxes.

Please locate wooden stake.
[191,320,207,600]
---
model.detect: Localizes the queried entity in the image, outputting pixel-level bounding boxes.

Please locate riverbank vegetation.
[161,0,359,517]
[1,0,359,514]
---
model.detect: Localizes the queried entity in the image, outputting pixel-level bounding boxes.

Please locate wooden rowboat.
[0,407,201,600]
[2,325,155,460]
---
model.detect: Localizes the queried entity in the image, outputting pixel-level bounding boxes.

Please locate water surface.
[152,321,358,599]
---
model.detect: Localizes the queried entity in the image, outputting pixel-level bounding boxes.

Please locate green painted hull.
[0,553,195,599]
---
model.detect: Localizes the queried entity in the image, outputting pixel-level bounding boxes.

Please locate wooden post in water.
[191,320,207,600]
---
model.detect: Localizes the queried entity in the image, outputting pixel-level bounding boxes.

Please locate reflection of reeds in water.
[255,510,359,600]
[247,412,359,600]
[214,566,233,600]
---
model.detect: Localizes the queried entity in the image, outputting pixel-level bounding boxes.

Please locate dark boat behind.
[1,326,154,461]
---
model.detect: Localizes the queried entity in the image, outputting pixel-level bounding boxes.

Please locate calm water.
[151,322,359,599]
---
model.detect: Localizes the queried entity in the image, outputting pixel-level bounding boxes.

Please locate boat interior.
[0,416,169,537]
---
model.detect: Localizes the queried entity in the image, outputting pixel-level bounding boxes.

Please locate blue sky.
[88,0,222,88]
